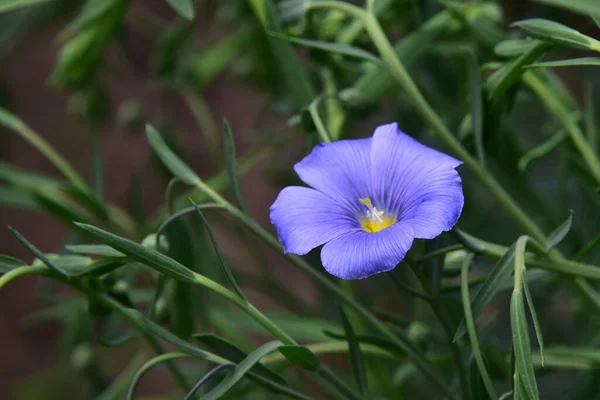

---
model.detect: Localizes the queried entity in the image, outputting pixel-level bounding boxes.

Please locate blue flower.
[270,123,464,280]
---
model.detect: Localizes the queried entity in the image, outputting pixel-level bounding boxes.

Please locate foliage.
[2,0,600,399]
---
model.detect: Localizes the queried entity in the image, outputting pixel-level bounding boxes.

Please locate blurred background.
[1,0,600,399]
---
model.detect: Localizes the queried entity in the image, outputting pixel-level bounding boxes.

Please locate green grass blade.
[8,227,67,276]
[526,57,600,68]
[546,210,574,251]
[511,291,540,400]
[339,306,368,396]
[146,124,200,185]
[522,279,544,366]
[222,119,248,213]
[0,0,50,14]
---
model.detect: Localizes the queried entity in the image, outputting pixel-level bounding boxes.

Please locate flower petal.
[320,222,414,280]
[294,138,372,213]
[370,123,464,239]
[270,186,357,255]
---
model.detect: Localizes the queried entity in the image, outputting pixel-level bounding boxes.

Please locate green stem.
[191,179,459,400]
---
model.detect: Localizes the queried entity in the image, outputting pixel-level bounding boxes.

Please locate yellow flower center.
[359,198,396,233]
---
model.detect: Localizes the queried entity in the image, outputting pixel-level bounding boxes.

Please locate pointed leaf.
[455,244,517,342]
[494,39,538,57]
[339,306,367,395]
[531,0,600,18]
[546,211,574,250]
[277,345,320,371]
[66,244,125,257]
[203,341,283,400]
[523,279,544,366]
[74,223,198,284]
[511,291,540,400]
[513,19,600,52]
[527,57,600,68]
[223,119,248,213]
[0,254,26,273]
[166,0,194,20]
[146,124,200,185]
[9,227,67,276]
[0,0,51,13]
[194,333,288,387]
[191,202,246,300]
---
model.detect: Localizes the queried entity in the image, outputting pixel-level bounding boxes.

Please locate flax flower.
[270,123,464,279]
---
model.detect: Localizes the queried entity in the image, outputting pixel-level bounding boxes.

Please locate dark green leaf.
[494,39,538,57]
[0,0,50,14]
[194,333,288,387]
[0,254,26,273]
[74,223,198,283]
[512,19,600,52]
[97,329,138,347]
[467,50,485,165]
[191,202,246,300]
[9,227,67,276]
[546,210,574,250]
[455,244,517,342]
[278,345,320,371]
[511,291,539,400]
[223,119,248,213]
[146,124,200,185]
[531,0,600,18]
[527,57,600,68]
[523,279,544,366]
[268,31,386,68]
[166,0,194,20]
[203,341,283,400]
[323,330,409,359]
[518,130,568,171]
[339,306,367,395]
[66,244,125,257]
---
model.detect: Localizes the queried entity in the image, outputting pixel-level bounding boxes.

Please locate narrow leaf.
[8,227,67,276]
[546,210,574,250]
[523,279,544,366]
[166,0,194,20]
[146,124,200,185]
[278,345,321,371]
[512,19,600,52]
[74,223,198,284]
[455,244,517,342]
[0,254,26,273]
[585,78,597,152]
[467,50,485,165]
[531,0,600,18]
[0,0,50,14]
[511,291,540,400]
[193,333,288,387]
[518,130,568,171]
[66,244,125,257]
[339,306,367,395]
[191,202,246,300]
[526,57,600,68]
[494,39,538,57]
[223,119,248,213]
[202,341,283,400]
[268,31,386,68]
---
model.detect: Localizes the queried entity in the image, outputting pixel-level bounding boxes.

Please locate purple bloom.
[270,123,464,280]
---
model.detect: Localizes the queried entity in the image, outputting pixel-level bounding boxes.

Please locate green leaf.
[31,254,93,275]
[518,130,568,171]
[73,223,198,284]
[268,31,386,68]
[511,291,540,400]
[146,124,200,185]
[191,202,247,301]
[454,244,517,342]
[322,330,409,360]
[0,254,26,273]
[223,119,248,213]
[8,227,67,276]
[494,39,538,57]
[0,0,50,14]
[0,162,64,191]
[546,211,574,250]
[278,345,320,371]
[126,353,191,400]
[531,0,600,18]
[523,279,544,367]
[66,244,125,257]
[460,254,497,400]
[486,41,549,101]
[166,0,194,20]
[194,333,288,387]
[527,57,600,68]
[512,19,600,52]
[466,50,485,165]
[339,306,367,395]
[585,79,597,152]
[203,341,284,400]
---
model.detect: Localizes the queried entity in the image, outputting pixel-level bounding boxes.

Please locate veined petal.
[270,186,357,255]
[320,222,414,280]
[294,139,372,213]
[370,123,464,238]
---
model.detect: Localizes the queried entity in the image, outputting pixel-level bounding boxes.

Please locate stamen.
[359,198,396,233]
